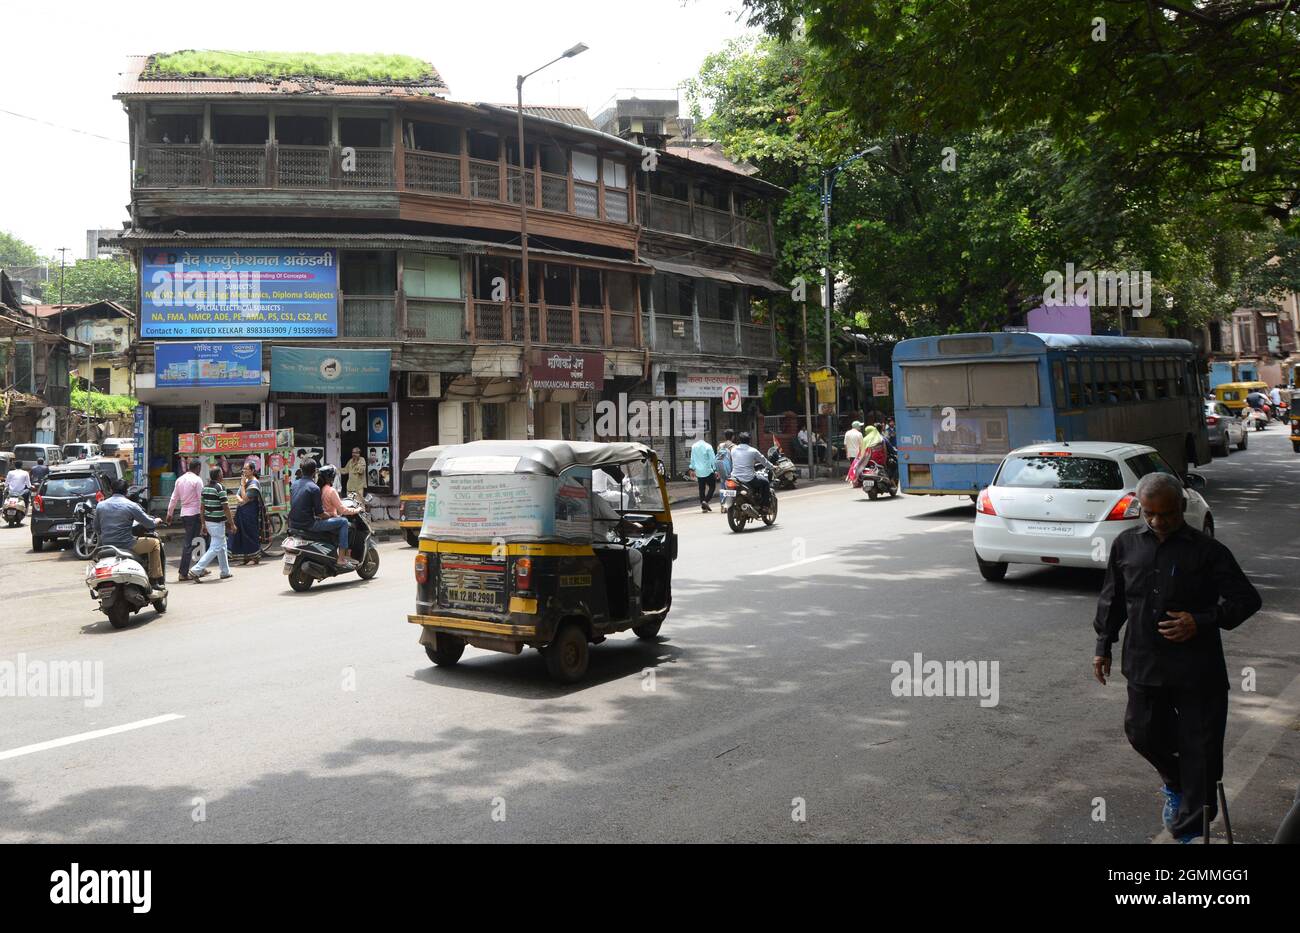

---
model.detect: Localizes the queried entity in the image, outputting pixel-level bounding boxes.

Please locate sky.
[0,0,757,263]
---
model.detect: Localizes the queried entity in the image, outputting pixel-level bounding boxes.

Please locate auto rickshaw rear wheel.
[425,635,466,667]
[632,619,662,640]
[544,622,589,683]
[404,529,419,548]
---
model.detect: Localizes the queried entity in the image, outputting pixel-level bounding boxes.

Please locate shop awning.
[643,258,784,292]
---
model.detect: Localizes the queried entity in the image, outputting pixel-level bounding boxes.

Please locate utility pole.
[802,298,815,481]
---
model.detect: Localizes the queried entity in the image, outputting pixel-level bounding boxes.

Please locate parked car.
[62,442,101,460]
[972,442,1212,581]
[13,443,64,471]
[30,468,113,552]
[1204,401,1247,456]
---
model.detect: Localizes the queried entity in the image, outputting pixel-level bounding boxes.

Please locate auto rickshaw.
[1213,381,1270,413]
[1290,405,1300,453]
[408,440,677,683]
[398,444,445,547]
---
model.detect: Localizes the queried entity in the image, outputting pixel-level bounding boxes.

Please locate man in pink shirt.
[166,459,206,581]
[317,465,359,568]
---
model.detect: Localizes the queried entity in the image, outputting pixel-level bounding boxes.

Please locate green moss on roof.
[147,51,440,85]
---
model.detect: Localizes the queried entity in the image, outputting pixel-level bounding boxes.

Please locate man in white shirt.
[844,421,864,462]
[4,465,32,504]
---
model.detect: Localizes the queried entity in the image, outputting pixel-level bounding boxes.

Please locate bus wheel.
[425,635,466,667]
[976,555,1008,582]
[544,622,589,683]
[404,529,419,548]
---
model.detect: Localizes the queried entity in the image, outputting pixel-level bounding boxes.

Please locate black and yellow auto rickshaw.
[408,440,677,683]
[1290,405,1300,453]
[398,444,445,547]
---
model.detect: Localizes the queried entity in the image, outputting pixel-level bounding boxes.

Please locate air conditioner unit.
[407,371,441,399]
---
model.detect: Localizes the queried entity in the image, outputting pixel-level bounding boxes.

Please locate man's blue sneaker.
[1160,785,1182,829]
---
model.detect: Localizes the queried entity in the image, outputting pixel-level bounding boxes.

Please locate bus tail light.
[975,488,997,515]
[514,557,533,593]
[1106,494,1140,521]
[414,553,429,585]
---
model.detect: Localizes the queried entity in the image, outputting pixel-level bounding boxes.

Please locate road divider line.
[748,554,834,576]
[927,520,969,533]
[0,714,185,762]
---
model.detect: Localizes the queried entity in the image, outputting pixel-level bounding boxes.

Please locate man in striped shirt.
[188,467,236,582]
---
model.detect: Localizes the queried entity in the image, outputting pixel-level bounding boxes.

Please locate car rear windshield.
[995,455,1123,490]
[42,476,99,497]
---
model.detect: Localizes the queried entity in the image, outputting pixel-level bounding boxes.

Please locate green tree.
[742,0,1300,228]
[47,257,136,309]
[0,231,44,268]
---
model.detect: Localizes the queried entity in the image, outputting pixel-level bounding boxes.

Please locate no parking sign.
[722,385,743,412]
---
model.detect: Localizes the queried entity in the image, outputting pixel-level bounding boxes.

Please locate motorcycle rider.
[730,432,774,508]
[318,464,362,534]
[30,457,49,487]
[95,477,166,593]
[4,462,32,506]
[289,459,355,569]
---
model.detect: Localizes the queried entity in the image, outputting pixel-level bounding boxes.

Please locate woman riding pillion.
[848,423,889,485]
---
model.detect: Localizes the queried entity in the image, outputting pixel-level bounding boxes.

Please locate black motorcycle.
[724,469,778,532]
[860,452,900,500]
[281,494,379,591]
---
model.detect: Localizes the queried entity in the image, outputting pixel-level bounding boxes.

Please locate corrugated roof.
[494,105,598,130]
[117,55,449,99]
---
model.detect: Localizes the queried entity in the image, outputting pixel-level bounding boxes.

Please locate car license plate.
[1023,522,1073,537]
[53,523,73,532]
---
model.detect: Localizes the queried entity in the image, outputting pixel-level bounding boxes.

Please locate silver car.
[1204,401,1247,455]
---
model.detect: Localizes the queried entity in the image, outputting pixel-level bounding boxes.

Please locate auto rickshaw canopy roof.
[430,440,658,477]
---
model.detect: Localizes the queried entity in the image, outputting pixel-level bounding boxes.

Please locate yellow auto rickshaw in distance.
[398,445,445,547]
[408,440,677,683]
[1213,381,1269,413]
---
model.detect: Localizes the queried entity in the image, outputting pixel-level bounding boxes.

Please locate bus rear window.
[969,362,1039,406]
[994,455,1123,490]
[903,365,969,407]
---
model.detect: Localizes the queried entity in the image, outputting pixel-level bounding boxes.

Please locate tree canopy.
[46,258,136,310]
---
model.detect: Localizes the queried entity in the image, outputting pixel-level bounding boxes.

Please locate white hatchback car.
[972,442,1212,581]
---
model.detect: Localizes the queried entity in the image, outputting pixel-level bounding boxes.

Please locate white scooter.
[84,532,168,629]
[2,486,27,527]
[766,447,798,490]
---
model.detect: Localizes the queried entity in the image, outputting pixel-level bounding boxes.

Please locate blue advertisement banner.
[156,341,263,387]
[367,406,390,444]
[271,347,391,395]
[140,248,338,338]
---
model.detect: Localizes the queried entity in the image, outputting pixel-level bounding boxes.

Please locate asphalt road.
[1,429,1296,843]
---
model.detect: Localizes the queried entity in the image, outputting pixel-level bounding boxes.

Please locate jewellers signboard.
[140,248,338,339]
[532,351,604,391]
[683,372,750,398]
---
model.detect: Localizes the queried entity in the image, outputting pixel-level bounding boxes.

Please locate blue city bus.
[892,333,1210,497]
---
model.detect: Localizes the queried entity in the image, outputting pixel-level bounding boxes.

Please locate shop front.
[269,346,395,495]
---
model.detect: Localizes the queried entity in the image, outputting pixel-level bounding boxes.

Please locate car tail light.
[414,553,428,585]
[975,488,997,515]
[95,490,104,502]
[33,494,42,512]
[1205,415,1219,426]
[1106,494,1140,521]
[514,557,533,593]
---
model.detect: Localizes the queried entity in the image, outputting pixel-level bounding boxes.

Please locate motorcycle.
[71,500,100,559]
[282,494,379,591]
[724,468,778,533]
[858,455,899,500]
[84,530,167,629]
[2,485,27,527]
[766,447,798,490]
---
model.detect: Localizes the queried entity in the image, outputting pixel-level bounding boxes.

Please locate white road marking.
[926,520,969,533]
[748,554,834,575]
[0,714,185,762]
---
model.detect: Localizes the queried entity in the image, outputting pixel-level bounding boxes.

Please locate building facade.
[114,54,783,500]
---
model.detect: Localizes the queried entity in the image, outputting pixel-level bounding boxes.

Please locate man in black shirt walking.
[1093,471,1261,842]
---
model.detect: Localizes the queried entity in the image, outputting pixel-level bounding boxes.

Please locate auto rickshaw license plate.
[439,561,506,613]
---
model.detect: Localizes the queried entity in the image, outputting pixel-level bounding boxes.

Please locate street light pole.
[517,42,587,441]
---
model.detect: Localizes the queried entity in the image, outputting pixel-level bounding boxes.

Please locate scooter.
[2,485,27,527]
[859,454,899,500]
[282,494,379,591]
[84,531,167,629]
[724,468,778,533]
[1247,407,1269,431]
[766,446,798,489]
[71,500,100,559]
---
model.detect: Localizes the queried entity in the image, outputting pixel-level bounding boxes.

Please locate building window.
[403,253,461,299]
[341,251,396,295]
[212,110,268,144]
[607,272,636,312]
[542,265,573,306]
[93,368,111,394]
[277,114,329,146]
[14,342,35,393]
[405,120,460,154]
[578,268,603,308]
[467,131,498,161]
[145,110,200,144]
[339,116,390,148]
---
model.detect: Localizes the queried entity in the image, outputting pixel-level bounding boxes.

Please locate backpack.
[715,448,732,480]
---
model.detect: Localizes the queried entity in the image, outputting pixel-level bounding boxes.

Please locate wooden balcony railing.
[646,315,776,358]
[636,192,773,254]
